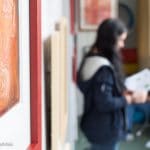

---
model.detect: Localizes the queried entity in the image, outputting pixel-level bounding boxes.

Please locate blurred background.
[43,0,150,149]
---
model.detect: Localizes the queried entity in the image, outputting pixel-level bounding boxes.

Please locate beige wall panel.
[137,0,150,68]
[55,17,68,143]
[50,17,69,150]
[51,31,61,150]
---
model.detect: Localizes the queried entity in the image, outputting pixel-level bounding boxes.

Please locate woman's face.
[116,32,127,50]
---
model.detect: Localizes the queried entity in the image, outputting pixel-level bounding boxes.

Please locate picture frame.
[79,0,118,31]
[28,0,42,149]
[70,0,75,34]
[0,1,34,149]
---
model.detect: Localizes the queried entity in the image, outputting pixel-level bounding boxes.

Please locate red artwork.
[0,0,19,116]
[84,0,111,25]
[79,0,117,31]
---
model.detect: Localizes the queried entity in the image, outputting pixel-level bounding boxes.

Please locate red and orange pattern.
[84,0,111,25]
[0,0,19,116]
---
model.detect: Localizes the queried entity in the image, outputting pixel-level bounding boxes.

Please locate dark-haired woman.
[77,18,147,150]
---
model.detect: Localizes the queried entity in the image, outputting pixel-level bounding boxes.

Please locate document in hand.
[125,69,150,91]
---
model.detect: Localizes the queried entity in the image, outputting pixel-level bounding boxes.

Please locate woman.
[77,18,147,150]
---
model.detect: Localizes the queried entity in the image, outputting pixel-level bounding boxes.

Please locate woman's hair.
[90,18,128,92]
[91,18,127,55]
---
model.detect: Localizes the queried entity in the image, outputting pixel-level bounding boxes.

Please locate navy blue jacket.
[77,56,127,144]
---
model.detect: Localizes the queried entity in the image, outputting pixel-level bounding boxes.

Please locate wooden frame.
[79,0,118,31]
[28,0,42,149]
[70,0,75,34]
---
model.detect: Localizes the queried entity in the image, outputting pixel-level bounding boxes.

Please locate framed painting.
[0,0,19,116]
[79,0,118,31]
[0,0,42,149]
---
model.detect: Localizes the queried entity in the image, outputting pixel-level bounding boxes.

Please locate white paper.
[125,68,150,92]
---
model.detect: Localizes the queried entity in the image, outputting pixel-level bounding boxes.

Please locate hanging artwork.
[79,0,118,31]
[0,0,19,116]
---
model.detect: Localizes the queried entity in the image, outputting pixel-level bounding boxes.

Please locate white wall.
[62,1,78,150]
[76,32,96,117]
[76,32,96,69]
[0,1,30,150]
[42,0,63,40]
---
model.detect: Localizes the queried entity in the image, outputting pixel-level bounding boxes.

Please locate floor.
[75,125,150,150]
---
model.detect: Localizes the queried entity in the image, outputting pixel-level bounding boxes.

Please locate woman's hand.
[132,91,148,103]
[123,90,133,104]
[123,90,148,104]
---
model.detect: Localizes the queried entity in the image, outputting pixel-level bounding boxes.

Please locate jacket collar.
[80,56,112,81]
